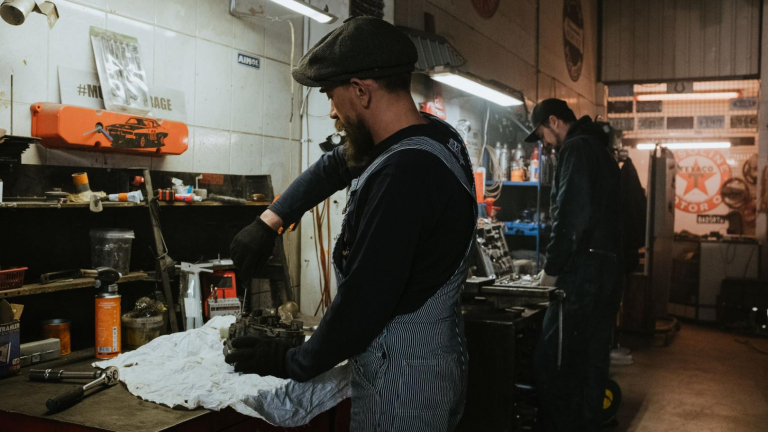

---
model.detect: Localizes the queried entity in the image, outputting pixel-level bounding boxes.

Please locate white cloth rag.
[94,316,350,427]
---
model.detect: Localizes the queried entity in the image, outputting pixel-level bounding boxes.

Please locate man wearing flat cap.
[228,17,477,430]
[526,99,622,432]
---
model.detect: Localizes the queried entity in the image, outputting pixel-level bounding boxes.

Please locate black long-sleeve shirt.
[270,115,475,382]
[544,116,622,276]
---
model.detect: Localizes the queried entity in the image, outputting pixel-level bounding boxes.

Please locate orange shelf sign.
[31,103,189,156]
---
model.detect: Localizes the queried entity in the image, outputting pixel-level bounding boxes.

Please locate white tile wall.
[153,127,195,172]
[262,58,295,140]
[0,13,48,104]
[47,1,107,103]
[106,0,152,22]
[193,127,231,173]
[155,0,197,36]
[154,29,197,124]
[262,137,298,194]
[3,0,312,304]
[194,39,232,130]
[196,0,233,46]
[233,3,266,55]
[264,2,302,65]
[47,148,104,167]
[231,51,264,135]
[106,14,155,85]
[230,132,263,174]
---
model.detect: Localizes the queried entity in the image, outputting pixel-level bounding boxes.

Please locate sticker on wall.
[730,97,757,110]
[638,117,664,130]
[58,67,105,110]
[472,0,499,18]
[667,117,694,129]
[697,214,728,224]
[730,115,758,129]
[674,150,732,214]
[609,118,634,131]
[636,100,662,113]
[563,0,584,82]
[697,116,725,129]
[237,53,261,69]
[607,101,633,114]
[147,86,187,123]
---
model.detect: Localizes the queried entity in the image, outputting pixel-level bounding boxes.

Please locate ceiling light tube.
[429,68,523,107]
[635,92,741,101]
[268,0,337,23]
[636,142,731,150]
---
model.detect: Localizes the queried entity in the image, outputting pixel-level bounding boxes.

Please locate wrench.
[29,366,120,412]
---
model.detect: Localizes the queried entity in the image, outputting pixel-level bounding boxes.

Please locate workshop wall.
[0,0,305,292]
[394,0,602,116]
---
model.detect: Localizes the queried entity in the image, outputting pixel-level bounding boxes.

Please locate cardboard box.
[0,320,20,378]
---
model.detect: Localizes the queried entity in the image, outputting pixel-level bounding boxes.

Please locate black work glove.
[230,217,278,283]
[224,336,292,378]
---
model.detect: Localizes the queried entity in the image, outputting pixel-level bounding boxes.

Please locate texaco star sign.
[674,149,732,214]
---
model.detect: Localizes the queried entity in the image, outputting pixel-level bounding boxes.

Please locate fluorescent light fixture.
[268,0,337,23]
[430,68,523,107]
[636,142,731,150]
[635,92,741,101]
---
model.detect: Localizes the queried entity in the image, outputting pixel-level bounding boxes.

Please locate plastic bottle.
[494,142,502,178]
[530,147,540,181]
[500,144,509,179]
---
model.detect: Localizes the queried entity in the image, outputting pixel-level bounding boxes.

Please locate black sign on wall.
[667,117,695,129]
[637,100,663,113]
[563,0,584,82]
[607,101,633,114]
[638,117,665,130]
[731,115,758,129]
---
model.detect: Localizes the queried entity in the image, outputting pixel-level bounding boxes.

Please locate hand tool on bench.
[29,366,120,412]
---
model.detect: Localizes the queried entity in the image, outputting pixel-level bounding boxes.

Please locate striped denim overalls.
[334,132,477,432]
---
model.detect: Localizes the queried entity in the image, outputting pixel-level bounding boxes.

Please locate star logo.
[674,150,732,214]
[679,159,716,195]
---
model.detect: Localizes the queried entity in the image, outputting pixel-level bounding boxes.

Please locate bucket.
[121,313,164,349]
[89,229,134,275]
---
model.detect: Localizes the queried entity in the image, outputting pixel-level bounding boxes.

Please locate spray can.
[95,286,121,359]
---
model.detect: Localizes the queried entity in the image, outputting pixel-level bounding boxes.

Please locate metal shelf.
[0,271,149,299]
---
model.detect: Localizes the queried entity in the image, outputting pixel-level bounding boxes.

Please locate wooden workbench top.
[0,348,348,432]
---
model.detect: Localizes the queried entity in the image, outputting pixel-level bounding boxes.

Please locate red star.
[679,159,716,195]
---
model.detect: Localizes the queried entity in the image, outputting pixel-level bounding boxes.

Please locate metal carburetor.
[223,308,305,356]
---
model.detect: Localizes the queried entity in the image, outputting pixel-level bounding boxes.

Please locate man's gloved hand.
[537,270,558,287]
[230,217,278,283]
[224,336,292,378]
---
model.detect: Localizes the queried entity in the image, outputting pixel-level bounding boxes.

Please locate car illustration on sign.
[105,117,168,148]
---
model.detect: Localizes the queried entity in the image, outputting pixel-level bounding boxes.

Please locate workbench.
[0,350,350,432]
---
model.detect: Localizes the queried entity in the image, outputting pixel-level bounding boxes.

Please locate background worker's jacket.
[537,116,623,432]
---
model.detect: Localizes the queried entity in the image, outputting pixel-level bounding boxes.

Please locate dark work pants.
[534,254,623,432]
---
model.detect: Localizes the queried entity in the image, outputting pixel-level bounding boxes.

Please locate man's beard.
[336,117,374,168]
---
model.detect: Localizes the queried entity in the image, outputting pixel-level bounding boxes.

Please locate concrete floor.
[611,324,768,432]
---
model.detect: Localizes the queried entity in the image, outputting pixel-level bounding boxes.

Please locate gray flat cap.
[292,16,418,88]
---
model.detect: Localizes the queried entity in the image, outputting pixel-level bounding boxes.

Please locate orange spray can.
[95,290,121,359]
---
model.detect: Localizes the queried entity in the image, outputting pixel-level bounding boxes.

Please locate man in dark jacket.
[525,99,623,432]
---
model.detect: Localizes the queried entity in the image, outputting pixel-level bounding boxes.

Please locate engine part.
[223,309,304,357]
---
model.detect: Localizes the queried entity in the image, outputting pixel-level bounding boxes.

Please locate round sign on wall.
[674,150,732,214]
[472,0,500,19]
[563,0,584,82]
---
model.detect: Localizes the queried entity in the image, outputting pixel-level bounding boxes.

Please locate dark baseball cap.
[524,98,574,142]
[292,16,418,88]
